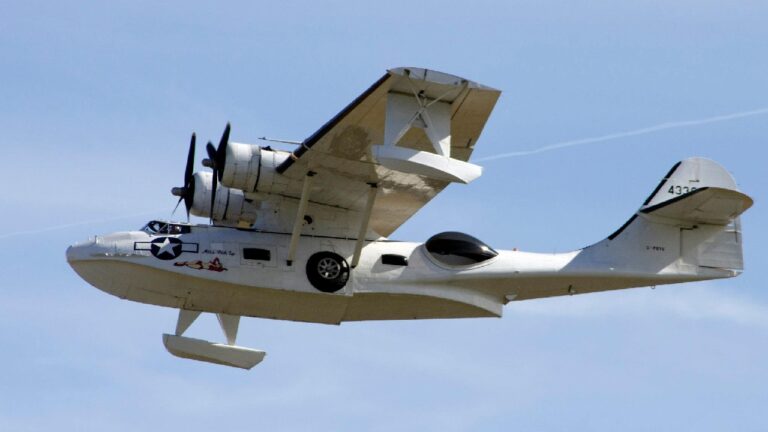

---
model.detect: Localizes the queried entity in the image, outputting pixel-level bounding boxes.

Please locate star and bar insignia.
[134,237,199,260]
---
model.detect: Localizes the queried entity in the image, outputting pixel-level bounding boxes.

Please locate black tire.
[306,252,349,293]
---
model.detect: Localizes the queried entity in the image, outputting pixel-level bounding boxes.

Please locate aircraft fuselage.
[66,222,719,325]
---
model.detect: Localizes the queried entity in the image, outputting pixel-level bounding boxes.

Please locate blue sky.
[1,1,767,430]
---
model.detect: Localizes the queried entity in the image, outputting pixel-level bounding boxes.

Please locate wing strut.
[175,309,201,335]
[286,171,315,266]
[351,183,378,268]
[216,313,240,345]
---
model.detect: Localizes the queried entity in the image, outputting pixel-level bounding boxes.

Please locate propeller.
[216,122,230,181]
[206,141,218,224]
[201,123,231,224]
[170,133,196,221]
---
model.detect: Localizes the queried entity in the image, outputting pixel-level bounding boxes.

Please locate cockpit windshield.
[141,220,191,235]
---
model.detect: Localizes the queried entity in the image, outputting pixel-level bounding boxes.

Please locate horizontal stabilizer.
[162,334,266,369]
[641,187,753,225]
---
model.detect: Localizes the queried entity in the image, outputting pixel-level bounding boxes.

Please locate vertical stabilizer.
[590,158,752,276]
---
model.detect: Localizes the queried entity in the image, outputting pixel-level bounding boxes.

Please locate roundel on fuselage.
[150,237,184,260]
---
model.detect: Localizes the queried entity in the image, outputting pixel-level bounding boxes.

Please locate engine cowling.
[190,171,257,226]
[221,142,261,192]
[220,143,288,194]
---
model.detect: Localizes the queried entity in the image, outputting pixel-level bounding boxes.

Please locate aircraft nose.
[66,236,100,262]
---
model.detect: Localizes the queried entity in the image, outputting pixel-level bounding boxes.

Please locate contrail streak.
[474,107,768,162]
[0,210,161,241]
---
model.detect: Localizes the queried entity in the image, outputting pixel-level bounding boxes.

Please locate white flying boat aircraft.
[67,68,753,369]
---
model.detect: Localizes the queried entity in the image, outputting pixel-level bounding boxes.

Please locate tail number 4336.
[668,185,697,196]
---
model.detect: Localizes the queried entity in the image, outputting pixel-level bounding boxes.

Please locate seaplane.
[66,67,753,369]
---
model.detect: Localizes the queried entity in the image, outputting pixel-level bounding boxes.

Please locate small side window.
[168,224,191,234]
[381,254,408,266]
[243,248,271,261]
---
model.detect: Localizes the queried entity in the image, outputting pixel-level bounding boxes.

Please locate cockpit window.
[142,221,165,233]
[425,231,498,266]
[141,220,190,235]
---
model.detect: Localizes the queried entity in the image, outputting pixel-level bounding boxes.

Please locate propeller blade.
[206,142,217,166]
[210,166,218,225]
[184,177,195,222]
[183,133,196,220]
[171,132,198,223]
[206,140,218,225]
[215,123,230,181]
[172,196,183,216]
[185,133,196,187]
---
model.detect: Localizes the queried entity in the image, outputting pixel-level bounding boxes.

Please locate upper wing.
[270,67,501,237]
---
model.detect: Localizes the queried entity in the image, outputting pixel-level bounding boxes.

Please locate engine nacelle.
[220,143,288,194]
[190,172,257,226]
[221,142,261,192]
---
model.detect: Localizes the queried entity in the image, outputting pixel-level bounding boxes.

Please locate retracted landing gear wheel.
[306,252,349,293]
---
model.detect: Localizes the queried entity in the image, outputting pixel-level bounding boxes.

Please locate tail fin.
[594,157,753,277]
